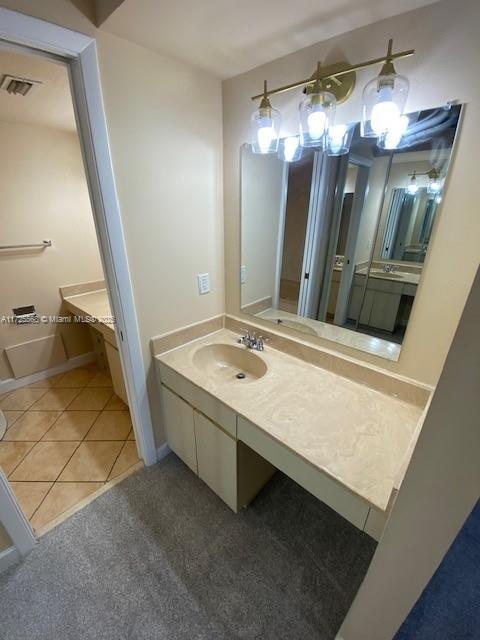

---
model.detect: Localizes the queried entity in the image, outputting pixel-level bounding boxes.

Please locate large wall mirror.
[240,104,461,360]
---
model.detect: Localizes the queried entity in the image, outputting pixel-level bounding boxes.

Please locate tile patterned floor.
[0,364,141,532]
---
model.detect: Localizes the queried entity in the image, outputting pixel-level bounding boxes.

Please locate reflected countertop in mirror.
[240,104,462,360]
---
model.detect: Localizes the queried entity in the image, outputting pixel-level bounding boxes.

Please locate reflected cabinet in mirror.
[240,104,462,360]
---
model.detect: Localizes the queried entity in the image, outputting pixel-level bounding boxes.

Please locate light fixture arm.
[251,39,414,102]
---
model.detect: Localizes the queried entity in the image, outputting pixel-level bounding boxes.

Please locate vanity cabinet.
[160,382,275,512]
[162,386,198,474]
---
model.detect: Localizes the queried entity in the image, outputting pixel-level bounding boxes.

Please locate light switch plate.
[240,265,246,285]
[197,273,210,295]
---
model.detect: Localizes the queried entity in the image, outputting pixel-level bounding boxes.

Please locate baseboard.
[156,442,171,461]
[0,351,96,394]
[0,546,20,573]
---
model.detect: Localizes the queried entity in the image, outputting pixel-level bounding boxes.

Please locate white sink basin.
[192,344,267,383]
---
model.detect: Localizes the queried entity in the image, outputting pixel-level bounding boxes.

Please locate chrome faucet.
[382,263,399,273]
[238,329,267,351]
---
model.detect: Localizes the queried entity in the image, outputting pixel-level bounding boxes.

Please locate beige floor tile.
[9,441,79,481]
[108,441,140,480]
[0,388,48,411]
[85,411,132,440]
[10,481,53,518]
[104,394,128,410]
[54,368,97,388]
[3,411,24,429]
[30,482,103,530]
[127,429,135,441]
[4,411,61,442]
[58,441,123,481]
[30,388,82,411]
[0,441,35,475]
[26,373,65,388]
[67,388,112,411]
[42,411,100,441]
[86,372,113,388]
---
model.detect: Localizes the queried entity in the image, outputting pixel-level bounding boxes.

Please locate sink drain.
[236,372,246,379]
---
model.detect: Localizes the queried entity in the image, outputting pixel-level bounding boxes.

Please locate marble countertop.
[258,308,401,361]
[356,267,420,285]
[156,329,425,512]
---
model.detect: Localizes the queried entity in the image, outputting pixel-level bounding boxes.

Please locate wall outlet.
[240,265,246,285]
[197,272,210,295]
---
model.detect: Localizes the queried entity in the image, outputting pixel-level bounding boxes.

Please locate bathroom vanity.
[61,281,128,405]
[154,318,430,540]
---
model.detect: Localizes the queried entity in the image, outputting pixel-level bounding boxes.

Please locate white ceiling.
[0,49,77,132]
[102,0,440,78]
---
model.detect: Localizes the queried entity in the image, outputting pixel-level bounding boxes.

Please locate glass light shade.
[250,105,281,154]
[427,176,443,195]
[406,174,419,195]
[278,135,303,162]
[325,123,354,156]
[378,114,409,150]
[299,90,336,147]
[361,73,409,138]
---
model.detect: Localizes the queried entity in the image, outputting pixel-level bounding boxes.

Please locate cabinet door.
[369,291,401,331]
[105,342,128,405]
[194,411,237,512]
[161,386,197,473]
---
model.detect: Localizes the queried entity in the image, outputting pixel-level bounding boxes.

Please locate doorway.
[0,7,156,553]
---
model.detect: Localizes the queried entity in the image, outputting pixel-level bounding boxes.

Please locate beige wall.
[96,31,224,441]
[338,266,480,640]
[0,121,104,380]
[223,0,480,386]
[241,147,284,307]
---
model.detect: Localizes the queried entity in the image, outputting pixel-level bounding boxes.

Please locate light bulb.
[328,124,347,154]
[307,110,327,140]
[370,86,400,135]
[428,179,442,194]
[435,195,442,204]
[283,136,300,162]
[406,181,419,195]
[257,119,274,153]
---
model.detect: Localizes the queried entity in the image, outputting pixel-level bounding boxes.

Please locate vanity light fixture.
[406,168,444,196]
[406,170,419,195]
[299,63,336,147]
[361,40,410,138]
[278,135,303,162]
[426,168,443,195]
[249,39,414,155]
[250,80,281,154]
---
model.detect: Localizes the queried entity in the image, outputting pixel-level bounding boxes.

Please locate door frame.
[0,7,157,550]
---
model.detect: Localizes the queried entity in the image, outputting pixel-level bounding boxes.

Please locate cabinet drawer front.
[237,417,369,529]
[158,363,237,437]
[161,386,197,473]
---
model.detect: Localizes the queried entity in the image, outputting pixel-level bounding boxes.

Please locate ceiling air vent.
[0,74,41,96]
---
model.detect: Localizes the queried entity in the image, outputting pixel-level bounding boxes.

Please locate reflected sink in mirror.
[193,344,268,383]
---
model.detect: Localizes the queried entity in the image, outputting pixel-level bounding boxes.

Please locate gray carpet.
[0,454,375,640]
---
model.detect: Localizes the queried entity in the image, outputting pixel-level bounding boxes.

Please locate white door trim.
[0,469,36,557]
[0,8,157,475]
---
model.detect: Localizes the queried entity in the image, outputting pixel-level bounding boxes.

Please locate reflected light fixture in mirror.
[278,135,303,162]
[406,170,419,195]
[325,123,355,156]
[250,80,281,154]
